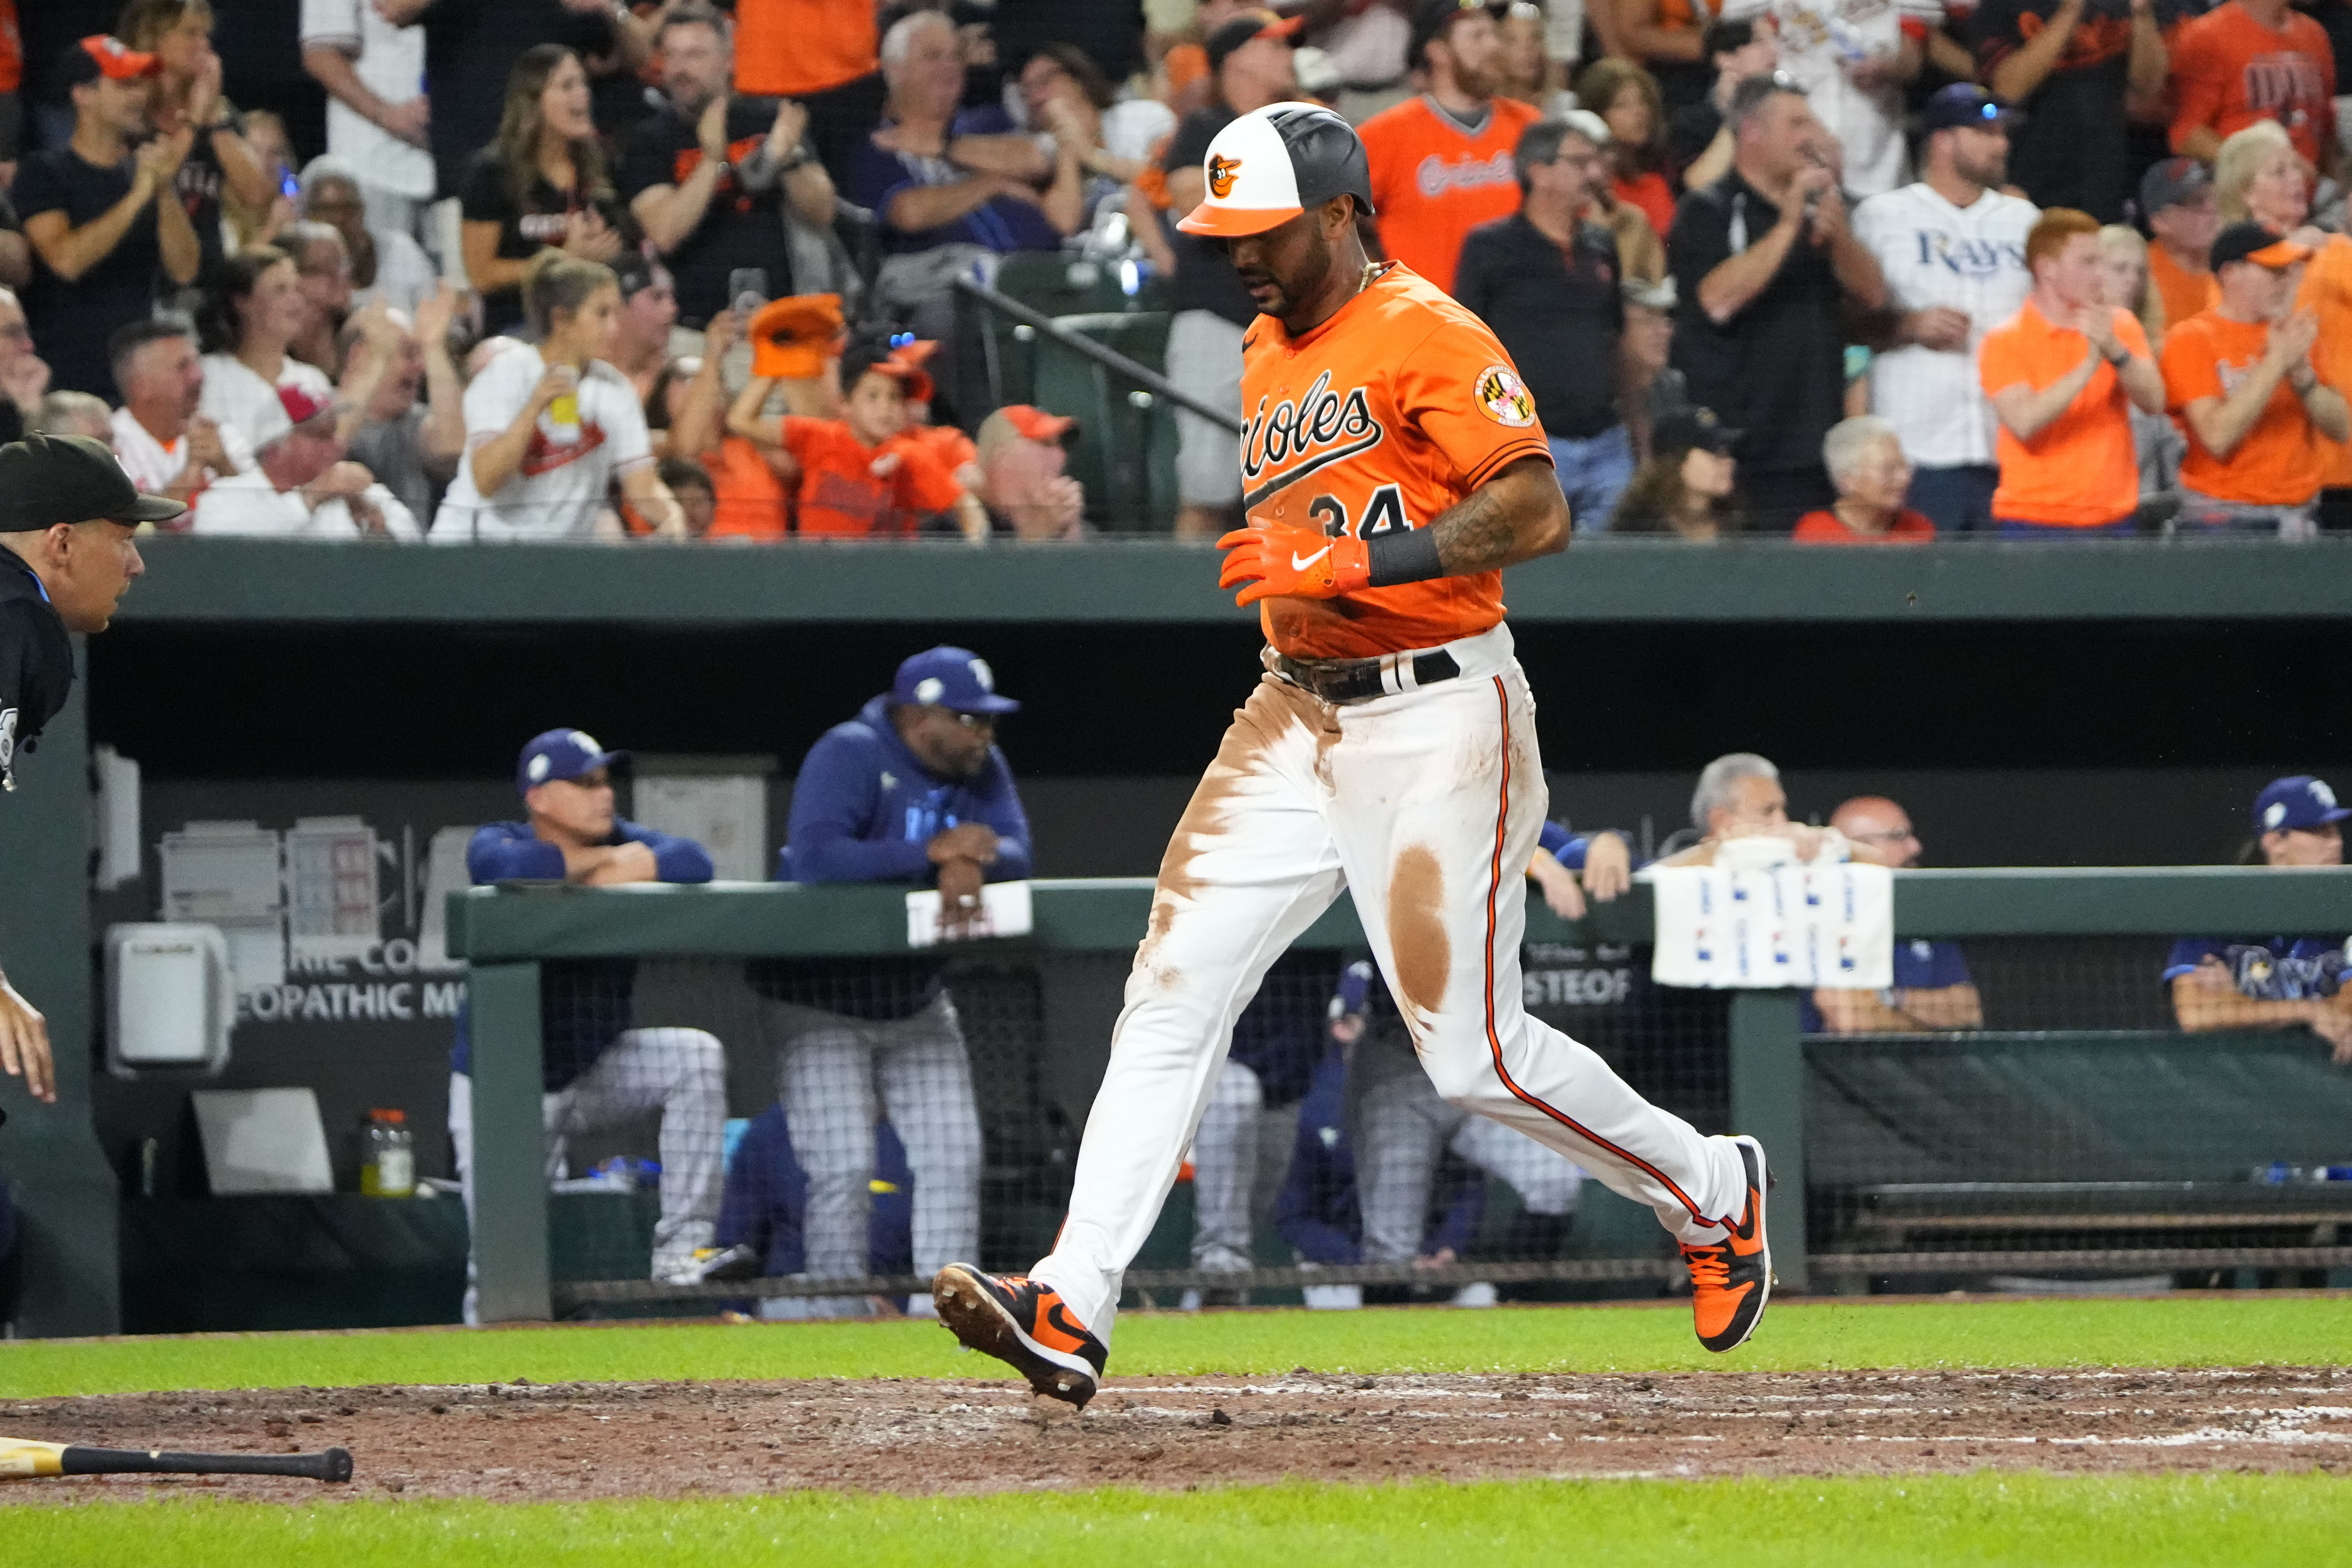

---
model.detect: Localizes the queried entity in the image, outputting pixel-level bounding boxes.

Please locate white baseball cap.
[1176,102,1375,239]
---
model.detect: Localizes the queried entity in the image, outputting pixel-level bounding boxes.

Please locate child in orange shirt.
[728,324,987,540]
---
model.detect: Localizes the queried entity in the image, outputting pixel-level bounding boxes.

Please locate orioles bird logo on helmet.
[1207,154,1243,199]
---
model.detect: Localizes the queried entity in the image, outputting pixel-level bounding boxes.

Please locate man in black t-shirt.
[620,4,837,329]
[1667,77,1887,533]
[1457,119,1632,532]
[10,38,202,398]
[1158,12,1300,540]
[1972,0,2178,223]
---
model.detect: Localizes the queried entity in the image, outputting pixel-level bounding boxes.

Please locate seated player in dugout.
[1804,796,1983,1034]
[450,729,730,1320]
[725,296,988,540]
[2166,775,2352,1064]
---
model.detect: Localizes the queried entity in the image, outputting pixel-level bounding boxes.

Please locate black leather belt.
[1274,649,1461,705]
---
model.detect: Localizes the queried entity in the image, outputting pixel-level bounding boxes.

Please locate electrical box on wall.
[105,923,234,1077]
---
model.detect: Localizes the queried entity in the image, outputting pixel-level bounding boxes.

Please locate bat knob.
[323,1447,354,1483]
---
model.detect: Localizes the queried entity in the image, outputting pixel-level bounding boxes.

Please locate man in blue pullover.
[753,647,1031,1315]
[450,728,728,1320]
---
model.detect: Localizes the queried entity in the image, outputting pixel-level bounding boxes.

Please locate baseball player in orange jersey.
[934,104,1771,1407]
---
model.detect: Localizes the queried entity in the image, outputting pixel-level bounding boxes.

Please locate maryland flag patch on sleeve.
[1474,364,1535,427]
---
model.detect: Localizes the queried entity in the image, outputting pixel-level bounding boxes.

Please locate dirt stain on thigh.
[1387,845,1449,1034]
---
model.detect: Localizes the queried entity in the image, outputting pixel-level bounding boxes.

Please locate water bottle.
[361,1109,415,1197]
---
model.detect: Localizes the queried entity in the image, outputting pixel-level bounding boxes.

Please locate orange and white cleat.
[931,1263,1108,1408]
[1682,1134,1772,1353]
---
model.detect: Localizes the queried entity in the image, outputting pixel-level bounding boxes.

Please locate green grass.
[6,1475,2351,1566]
[3,1294,2347,1400]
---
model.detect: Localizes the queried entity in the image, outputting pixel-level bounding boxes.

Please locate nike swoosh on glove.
[1217,519,1371,607]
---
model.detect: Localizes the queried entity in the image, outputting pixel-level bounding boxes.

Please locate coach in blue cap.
[449,727,730,1321]
[749,646,1031,1316]
[2164,775,2352,1061]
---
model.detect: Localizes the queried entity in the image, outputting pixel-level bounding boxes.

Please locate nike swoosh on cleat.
[1290,545,1331,572]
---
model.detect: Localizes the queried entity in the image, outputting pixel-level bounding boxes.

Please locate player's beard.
[1263,222,1333,325]
[1957,147,2007,189]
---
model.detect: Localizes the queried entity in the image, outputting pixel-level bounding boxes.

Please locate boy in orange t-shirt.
[729,337,987,539]
[2161,222,2352,531]
[1357,2,1541,295]
[1977,209,2168,535]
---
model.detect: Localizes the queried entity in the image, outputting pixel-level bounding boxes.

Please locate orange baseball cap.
[59,35,161,90]
[747,293,845,380]
[2209,221,2314,272]
[884,337,940,404]
[1002,405,1076,442]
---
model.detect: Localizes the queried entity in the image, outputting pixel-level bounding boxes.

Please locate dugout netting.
[449,870,2352,1321]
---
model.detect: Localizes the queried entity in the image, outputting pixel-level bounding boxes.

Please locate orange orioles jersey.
[1240,260,1552,660]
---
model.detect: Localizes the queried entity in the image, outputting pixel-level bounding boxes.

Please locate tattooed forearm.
[1428,458,1568,574]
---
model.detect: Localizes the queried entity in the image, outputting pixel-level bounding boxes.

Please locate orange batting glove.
[1217,519,1370,607]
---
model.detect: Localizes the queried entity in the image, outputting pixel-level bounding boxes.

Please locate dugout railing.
[446,867,2352,1321]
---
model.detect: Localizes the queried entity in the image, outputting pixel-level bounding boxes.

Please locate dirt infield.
[5,1365,2349,1503]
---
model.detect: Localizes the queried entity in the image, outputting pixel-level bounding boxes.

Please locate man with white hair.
[1659,752,1850,865]
[108,318,253,509]
[299,156,436,316]
[191,384,418,539]
[1794,415,1936,541]
[845,10,1082,357]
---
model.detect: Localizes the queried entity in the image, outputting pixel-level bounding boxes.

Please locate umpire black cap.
[1176,102,1375,237]
[0,435,183,531]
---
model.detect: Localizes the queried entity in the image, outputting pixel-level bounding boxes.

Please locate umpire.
[0,435,180,1105]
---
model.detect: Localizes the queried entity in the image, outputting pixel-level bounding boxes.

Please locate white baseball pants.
[450,1026,728,1324]
[1031,623,1751,1341]
[1356,1066,1583,1264]
[763,992,983,1295]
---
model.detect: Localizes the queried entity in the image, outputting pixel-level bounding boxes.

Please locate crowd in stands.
[0,0,2342,540]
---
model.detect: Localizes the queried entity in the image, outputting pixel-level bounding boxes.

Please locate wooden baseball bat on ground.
[1,1440,353,1482]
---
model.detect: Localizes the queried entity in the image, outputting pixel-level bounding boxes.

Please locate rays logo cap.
[1177,102,1375,239]
[892,646,1021,715]
[2255,775,2352,834]
[517,729,630,794]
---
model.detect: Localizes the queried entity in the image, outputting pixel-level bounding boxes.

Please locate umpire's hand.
[0,974,54,1104]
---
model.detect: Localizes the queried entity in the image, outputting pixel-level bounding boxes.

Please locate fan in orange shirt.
[1978,209,2168,535]
[1357,0,1542,295]
[2160,222,2351,531]
[727,333,987,540]
[885,337,982,489]
[1792,416,1938,542]
[2140,157,2221,333]
[2217,119,2352,528]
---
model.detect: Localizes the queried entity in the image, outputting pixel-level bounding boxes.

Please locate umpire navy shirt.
[1452,212,1624,441]
[754,693,1034,1020]
[0,551,72,791]
[450,818,715,1090]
